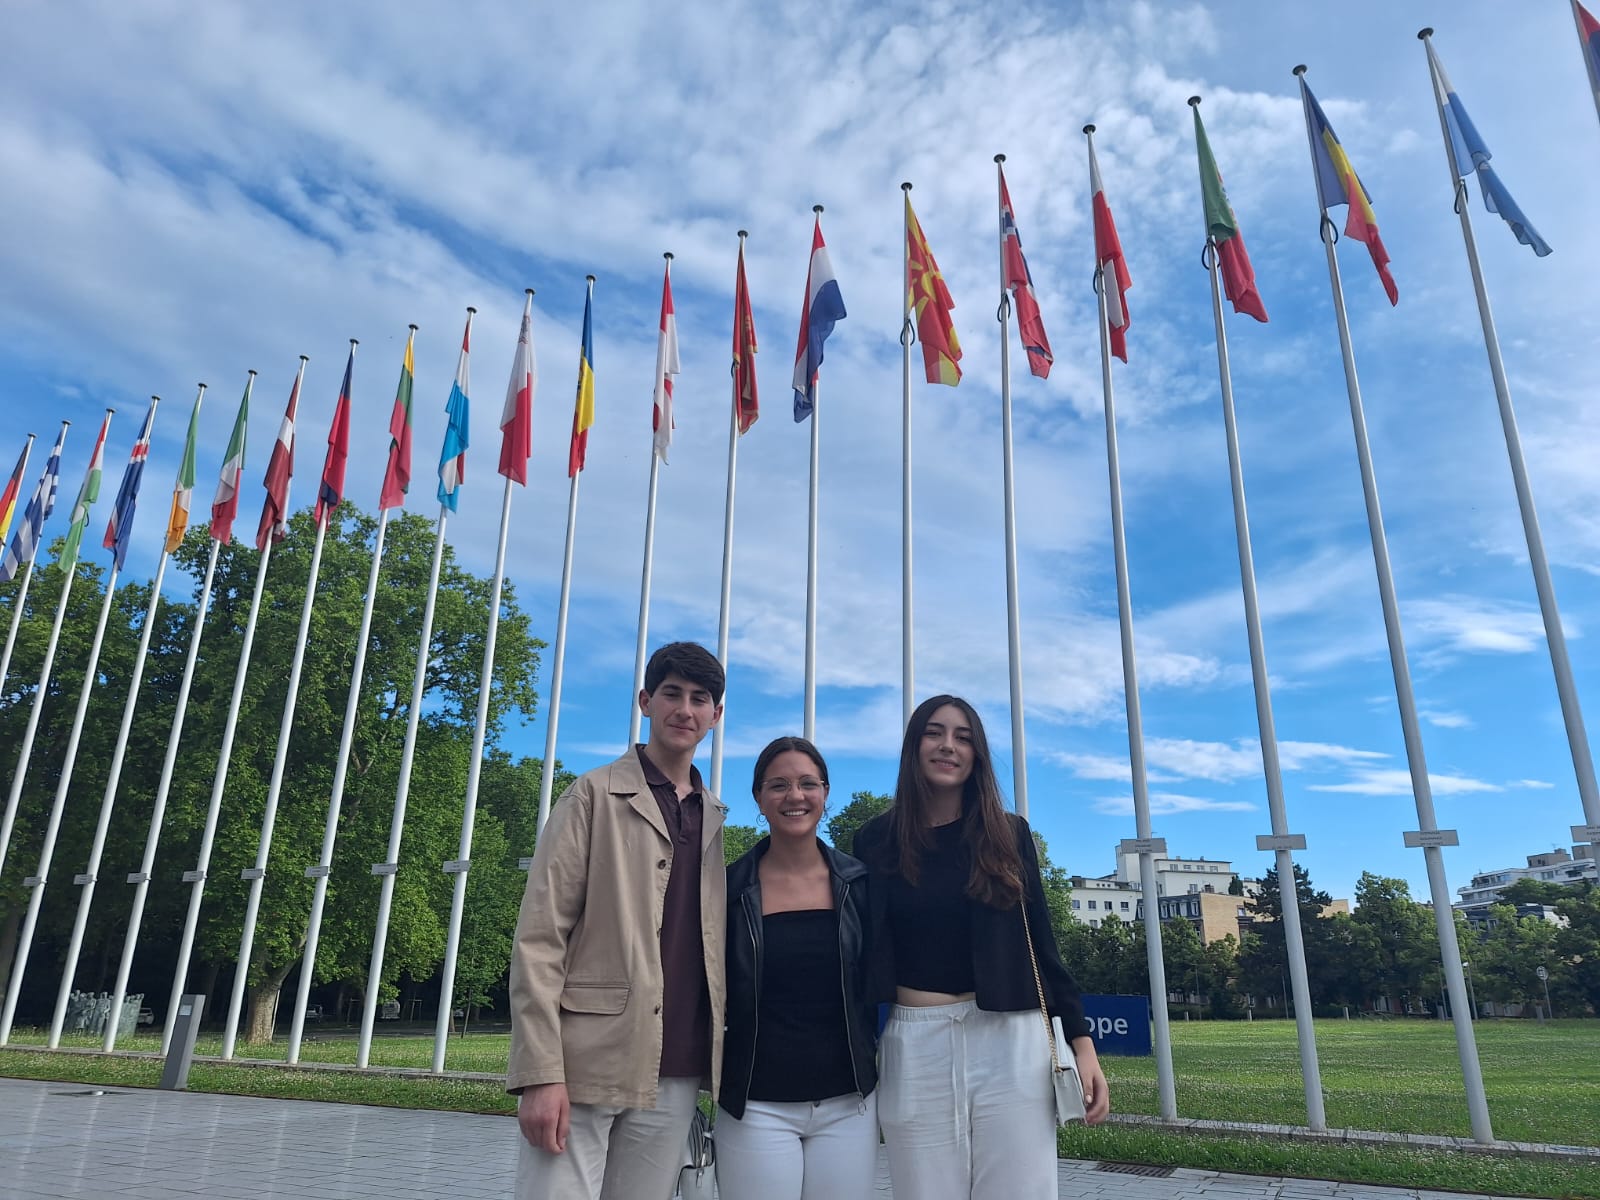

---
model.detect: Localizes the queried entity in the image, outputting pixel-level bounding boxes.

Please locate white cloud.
[1092,792,1256,816]
[1307,769,1501,797]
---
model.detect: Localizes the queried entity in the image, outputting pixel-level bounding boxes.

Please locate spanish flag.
[905,196,962,387]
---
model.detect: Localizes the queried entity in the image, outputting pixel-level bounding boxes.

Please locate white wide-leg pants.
[714,1091,878,1200]
[515,1076,699,1200]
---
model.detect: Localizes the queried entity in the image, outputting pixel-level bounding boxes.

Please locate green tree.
[1351,872,1441,1014]
[723,824,762,864]
[825,790,890,854]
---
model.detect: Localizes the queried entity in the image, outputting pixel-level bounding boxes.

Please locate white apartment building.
[1454,845,1597,927]
[1069,850,1239,932]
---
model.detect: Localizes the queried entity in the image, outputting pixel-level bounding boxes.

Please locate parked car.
[137,1008,155,1027]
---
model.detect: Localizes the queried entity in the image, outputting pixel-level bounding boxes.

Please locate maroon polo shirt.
[636,745,710,1080]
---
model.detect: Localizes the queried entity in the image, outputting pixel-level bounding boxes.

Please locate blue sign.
[1080,994,1152,1056]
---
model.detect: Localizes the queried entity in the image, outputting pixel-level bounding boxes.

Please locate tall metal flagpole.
[804,209,826,742]
[1083,125,1177,1121]
[1189,95,1325,1129]
[900,183,916,728]
[0,412,106,881]
[222,341,354,1061]
[51,387,201,1047]
[1572,1,1600,137]
[541,277,594,827]
[711,242,742,796]
[1293,66,1491,1144]
[630,253,672,748]
[0,429,44,703]
[994,155,1030,819]
[433,471,517,1073]
[3,399,145,1043]
[1419,30,1599,849]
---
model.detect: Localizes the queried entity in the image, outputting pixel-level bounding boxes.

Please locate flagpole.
[2,392,144,1042]
[994,155,1029,819]
[358,502,450,1067]
[434,470,516,1073]
[900,182,916,728]
[630,254,672,749]
[1419,30,1599,846]
[1293,66,1490,1145]
[0,428,48,705]
[711,242,742,795]
[1572,1,1600,137]
[541,279,594,827]
[803,208,827,741]
[222,341,353,1061]
[105,526,223,1050]
[0,411,107,882]
[50,388,196,1047]
[1082,126,1177,1121]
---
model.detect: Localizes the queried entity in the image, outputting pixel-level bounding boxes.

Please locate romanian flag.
[1424,37,1552,258]
[379,328,416,510]
[104,398,158,571]
[569,285,596,477]
[256,364,302,552]
[1087,136,1133,361]
[315,344,355,525]
[1298,76,1399,305]
[59,409,112,572]
[165,388,203,553]
[500,291,537,484]
[1194,106,1268,322]
[733,242,759,433]
[999,166,1053,378]
[0,436,33,550]
[437,311,473,511]
[905,196,961,386]
[652,265,681,462]
[211,374,252,545]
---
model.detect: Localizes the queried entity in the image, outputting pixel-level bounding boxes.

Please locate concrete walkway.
[0,1077,1522,1199]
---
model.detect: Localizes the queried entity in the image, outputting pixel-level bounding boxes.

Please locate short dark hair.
[751,736,829,800]
[643,641,726,704]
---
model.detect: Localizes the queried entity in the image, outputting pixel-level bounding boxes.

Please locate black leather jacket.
[717,837,878,1119]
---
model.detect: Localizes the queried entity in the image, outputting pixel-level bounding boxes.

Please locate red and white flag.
[1088,139,1133,362]
[498,292,536,484]
[652,264,681,462]
[255,364,303,551]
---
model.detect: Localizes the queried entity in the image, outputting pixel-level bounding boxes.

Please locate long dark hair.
[891,695,1023,908]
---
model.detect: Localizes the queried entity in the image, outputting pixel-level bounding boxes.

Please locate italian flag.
[210,376,252,544]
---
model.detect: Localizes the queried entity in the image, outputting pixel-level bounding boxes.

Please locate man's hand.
[1070,1036,1112,1125]
[519,1082,571,1153]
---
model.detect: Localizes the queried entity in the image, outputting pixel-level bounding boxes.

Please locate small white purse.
[1022,902,1088,1124]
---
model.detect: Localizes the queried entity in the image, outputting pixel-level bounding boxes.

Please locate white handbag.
[1021,902,1088,1124]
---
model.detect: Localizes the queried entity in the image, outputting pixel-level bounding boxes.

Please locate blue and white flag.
[1,423,68,583]
[438,310,473,511]
[791,216,847,422]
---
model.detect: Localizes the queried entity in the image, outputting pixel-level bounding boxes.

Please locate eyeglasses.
[759,777,826,798]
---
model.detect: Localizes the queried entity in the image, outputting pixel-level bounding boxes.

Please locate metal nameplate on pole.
[72,874,95,885]
[1402,829,1460,848]
[160,993,205,1091]
[181,869,205,883]
[371,862,399,876]
[22,876,42,887]
[304,865,331,878]
[1117,837,1167,857]
[517,857,534,871]
[442,859,470,874]
[1255,834,1308,851]
[1573,824,1600,845]
[240,867,265,880]
[126,872,150,884]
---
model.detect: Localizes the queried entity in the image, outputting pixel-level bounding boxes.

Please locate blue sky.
[2,0,1596,905]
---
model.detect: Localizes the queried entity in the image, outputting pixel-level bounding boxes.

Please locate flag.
[210,376,252,545]
[256,368,301,552]
[438,312,473,511]
[59,410,112,572]
[998,166,1054,378]
[1,424,65,584]
[0,437,31,550]
[733,242,759,432]
[165,391,202,553]
[1578,1,1600,102]
[652,266,681,461]
[791,216,845,422]
[379,329,415,510]
[569,288,596,477]
[1425,40,1552,258]
[500,293,536,483]
[905,196,962,386]
[102,399,157,571]
[1298,76,1400,305]
[1087,138,1134,361]
[315,346,355,524]
[1194,107,1269,322]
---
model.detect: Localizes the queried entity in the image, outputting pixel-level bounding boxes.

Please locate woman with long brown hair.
[853,695,1109,1198]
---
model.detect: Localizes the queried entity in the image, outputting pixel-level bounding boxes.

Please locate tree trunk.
[244,957,299,1044]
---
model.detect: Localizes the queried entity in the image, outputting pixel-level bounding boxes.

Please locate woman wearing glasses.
[716,736,878,1200]
[853,695,1111,1199]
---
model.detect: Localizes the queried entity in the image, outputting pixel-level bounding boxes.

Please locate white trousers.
[714,1092,878,1200]
[515,1076,700,1200]
[878,1001,1057,1200]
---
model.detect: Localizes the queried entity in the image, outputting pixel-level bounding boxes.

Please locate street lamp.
[1462,960,1478,1020]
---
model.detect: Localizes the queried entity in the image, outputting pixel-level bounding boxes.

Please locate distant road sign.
[1536,966,1549,980]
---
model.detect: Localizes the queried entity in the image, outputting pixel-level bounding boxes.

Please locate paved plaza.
[0,1076,1526,1199]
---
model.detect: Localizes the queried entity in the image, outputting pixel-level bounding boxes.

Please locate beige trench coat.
[506,750,726,1108]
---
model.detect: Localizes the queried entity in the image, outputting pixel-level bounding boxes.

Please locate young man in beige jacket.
[509,641,727,1200]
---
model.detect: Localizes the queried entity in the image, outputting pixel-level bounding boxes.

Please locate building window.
[1072,899,1080,909]
[1120,901,1130,911]
[1088,900,1097,910]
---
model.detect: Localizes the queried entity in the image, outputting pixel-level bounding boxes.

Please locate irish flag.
[166,389,204,553]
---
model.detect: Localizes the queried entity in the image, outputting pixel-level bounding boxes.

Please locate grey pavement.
[0,1077,1523,1199]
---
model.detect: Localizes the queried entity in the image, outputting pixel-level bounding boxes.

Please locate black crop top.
[883,820,976,994]
[747,909,858,1102]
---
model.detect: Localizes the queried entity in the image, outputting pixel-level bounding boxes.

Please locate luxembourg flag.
[791,214,846,422]
[437,309,473,511]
